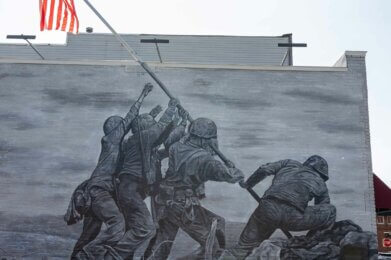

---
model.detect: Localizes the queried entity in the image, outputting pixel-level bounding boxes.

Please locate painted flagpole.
[83,0,139,61]
[83,1,179,107]
[83,0,235,166]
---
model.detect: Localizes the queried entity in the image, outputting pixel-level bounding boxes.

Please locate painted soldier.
[150,107,190,225]
[146,118,244,260]
[108,98,180,259]
[231,155,337,259]
[64,83,153,259]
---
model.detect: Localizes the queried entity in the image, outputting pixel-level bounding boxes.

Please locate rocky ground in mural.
[247,220,378,260]
[0,213,377,259]
[0,212,245,259]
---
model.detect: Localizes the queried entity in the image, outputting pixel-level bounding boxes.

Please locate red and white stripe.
[39,0,79,33]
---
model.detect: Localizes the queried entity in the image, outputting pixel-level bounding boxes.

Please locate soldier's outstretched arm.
[243,160,290,188]
[163,107,188,150]
[157,98,179,126]
[143,98,179,147]
[202,159,244,184]
[123,83,153,130]
[163,125,185,150]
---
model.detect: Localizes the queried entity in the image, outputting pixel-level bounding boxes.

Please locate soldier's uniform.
[146,118,244,260]
[109,104,177,260]
[65,98,143,259]
[231,156,336,259]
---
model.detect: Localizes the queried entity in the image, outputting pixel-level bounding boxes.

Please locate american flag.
[39,0,79,33]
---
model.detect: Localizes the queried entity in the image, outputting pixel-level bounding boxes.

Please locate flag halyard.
[39,0,79,33]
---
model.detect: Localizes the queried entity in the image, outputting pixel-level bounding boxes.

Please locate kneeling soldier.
[231,155,336,259]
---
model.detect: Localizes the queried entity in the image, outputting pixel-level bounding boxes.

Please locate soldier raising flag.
[64,84,153,259]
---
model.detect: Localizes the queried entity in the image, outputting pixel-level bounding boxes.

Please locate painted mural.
[0,61,377,259]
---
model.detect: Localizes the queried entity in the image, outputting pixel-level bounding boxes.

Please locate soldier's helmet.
[131,113,156,134]
[189,118,217,139]
[103,115,123,135]
[303,155,329,181]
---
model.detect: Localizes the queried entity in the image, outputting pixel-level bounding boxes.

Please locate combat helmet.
[189,118,217,139]
[303,155,329,181]
[103,116,123,135]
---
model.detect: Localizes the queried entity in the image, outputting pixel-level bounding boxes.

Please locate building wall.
[0,52,376,257]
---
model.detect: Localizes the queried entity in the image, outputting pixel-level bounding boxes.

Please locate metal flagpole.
[82,0,237,166]
[83,0,139,61]
[82,0,186,114]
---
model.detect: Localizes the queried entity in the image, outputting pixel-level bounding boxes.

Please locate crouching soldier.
[64,83,153,259]
[231,155,336,259]
[145,118,244,260]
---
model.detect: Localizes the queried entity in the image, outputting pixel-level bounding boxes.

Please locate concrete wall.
[0,52,376,256]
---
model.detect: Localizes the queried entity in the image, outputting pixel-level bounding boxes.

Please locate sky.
[0,0,390,187]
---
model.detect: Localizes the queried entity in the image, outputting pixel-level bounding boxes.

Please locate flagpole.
[82,0,235,166]
[82,0,177,103]
[82,0,139,61]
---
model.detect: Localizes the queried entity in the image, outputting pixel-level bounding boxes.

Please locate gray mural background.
[0,56,374,257]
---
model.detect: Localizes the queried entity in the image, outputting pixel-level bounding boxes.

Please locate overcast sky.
[0,0,390,186]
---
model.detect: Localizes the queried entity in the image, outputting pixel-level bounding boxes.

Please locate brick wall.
[0,51,376,234]
[377,215,391,252]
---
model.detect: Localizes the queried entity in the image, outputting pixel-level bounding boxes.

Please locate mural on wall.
[64,82,376,260]
[0,62,377,259]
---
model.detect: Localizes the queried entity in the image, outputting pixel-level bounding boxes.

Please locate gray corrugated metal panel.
[147,34,288,65]
[0,34,288,63]
[0,44,43,60]
[0,33,291,65]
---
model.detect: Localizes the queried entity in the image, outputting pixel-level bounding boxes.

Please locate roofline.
[0,58,348,72]
[72,32,293,38]
[374,173,391,190]
[0,32,292,47]
[0,42,67,47]
[377,210,391,216]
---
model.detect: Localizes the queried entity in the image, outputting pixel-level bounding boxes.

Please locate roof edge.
[69,32,292,38]
[0,58,348,72]
[345,50,367,57]
[333,50,367,67]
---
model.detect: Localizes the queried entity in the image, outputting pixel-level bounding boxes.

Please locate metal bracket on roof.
[140,38,169,63]
[278,41,307,66]
[280,51,289,66]
[6,34,45,60]
[278,43,307,47]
